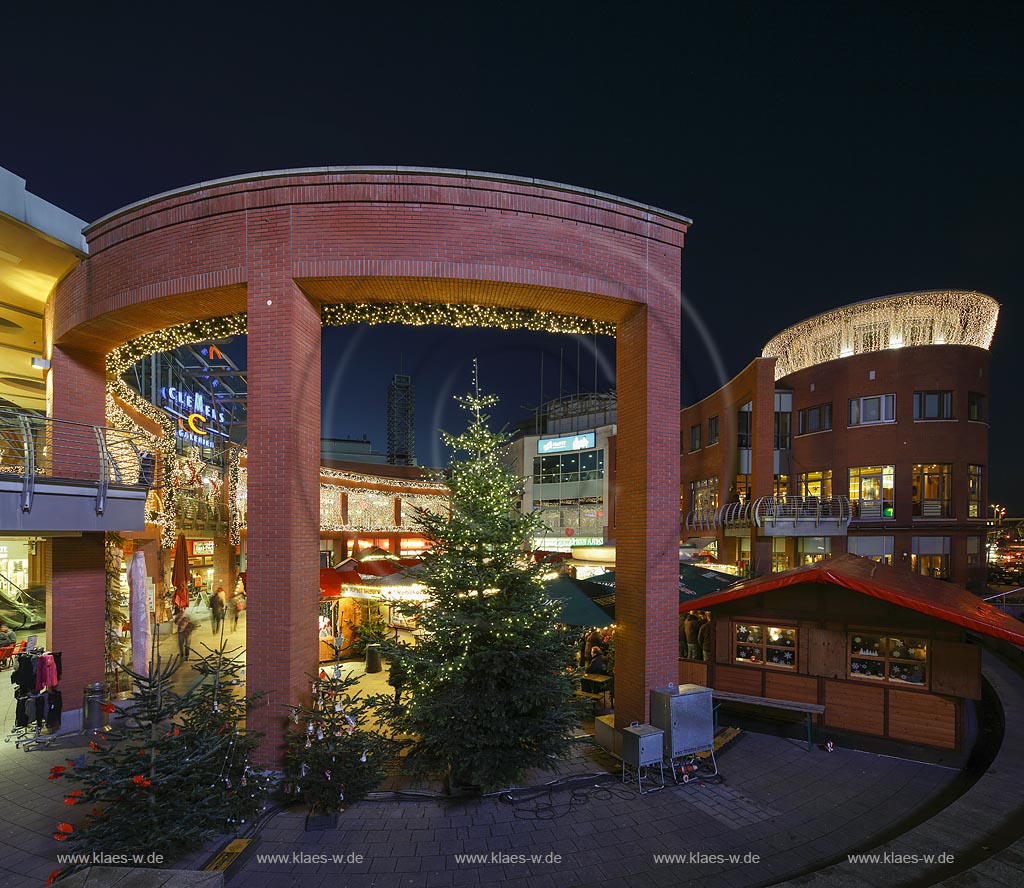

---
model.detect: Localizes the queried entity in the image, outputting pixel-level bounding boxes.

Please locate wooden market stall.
[678,554,1024,751]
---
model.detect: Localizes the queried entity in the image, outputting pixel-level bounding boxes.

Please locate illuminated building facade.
[681,291,998,588]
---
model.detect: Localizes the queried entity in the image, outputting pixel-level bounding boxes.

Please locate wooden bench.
[711,690,825,752]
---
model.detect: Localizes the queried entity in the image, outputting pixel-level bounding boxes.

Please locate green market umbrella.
[544,575,614,627]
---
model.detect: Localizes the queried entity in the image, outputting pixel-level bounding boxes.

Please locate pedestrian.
[587,646,608,675]
[210,585,226,634]
[0,622,15,647]
[231,590,246,630]
[698,612,712,661]
[175,608,196,660]
[683,611,701,660]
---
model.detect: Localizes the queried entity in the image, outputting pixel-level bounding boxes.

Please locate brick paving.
[1,623,1020,888]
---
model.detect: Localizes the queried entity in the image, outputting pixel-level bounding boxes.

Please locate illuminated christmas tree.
[281,667,395,811]
[383,372,581,791]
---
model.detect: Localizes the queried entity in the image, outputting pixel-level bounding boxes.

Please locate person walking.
[175,608,196,660]
[231,590,246,631]
[210,585,226,635]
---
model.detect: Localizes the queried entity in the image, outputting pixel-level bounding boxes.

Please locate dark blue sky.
[4,1,1023,504]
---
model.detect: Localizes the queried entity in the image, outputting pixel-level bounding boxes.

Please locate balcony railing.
[0,409,160,529]
[684,496,852,536]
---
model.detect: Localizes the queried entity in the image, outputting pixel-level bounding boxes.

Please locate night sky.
[5,2,1022,503]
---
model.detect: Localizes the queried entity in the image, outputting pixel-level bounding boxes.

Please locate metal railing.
[684,496,851,532]
[0,409,161,515]
[753,495,852,528]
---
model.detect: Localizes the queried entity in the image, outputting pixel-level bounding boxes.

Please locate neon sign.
[537,432,596,454]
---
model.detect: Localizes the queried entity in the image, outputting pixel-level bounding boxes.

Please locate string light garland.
[321,302,615,336]
[762,290,1000,380]
[228,450,243,546]
[106,314,248,377]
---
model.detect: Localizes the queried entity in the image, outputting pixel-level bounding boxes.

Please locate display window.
[849,632,928,686]
[733,622,797,669]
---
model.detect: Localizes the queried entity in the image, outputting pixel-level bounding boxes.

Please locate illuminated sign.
[193,540,214,555]
[537,432,595,454]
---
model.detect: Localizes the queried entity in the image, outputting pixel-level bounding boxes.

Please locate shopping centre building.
[679,291,999,587]
[2,164,687,760]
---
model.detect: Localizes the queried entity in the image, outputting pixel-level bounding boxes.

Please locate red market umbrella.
[171,533,190,610]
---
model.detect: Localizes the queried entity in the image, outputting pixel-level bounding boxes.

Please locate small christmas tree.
[49,643,269,880]
[381,370,581,791]
[281,667,396,811]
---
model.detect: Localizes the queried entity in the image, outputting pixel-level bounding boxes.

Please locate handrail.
[684,496,852,532]
[0,408,161,514]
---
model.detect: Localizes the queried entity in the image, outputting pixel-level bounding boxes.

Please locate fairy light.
[762,290,999,380]
[321,302,615,336]
[106,314,248,377]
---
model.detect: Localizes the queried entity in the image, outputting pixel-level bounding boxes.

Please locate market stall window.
[733,623,797,669]
[849,633,928,685]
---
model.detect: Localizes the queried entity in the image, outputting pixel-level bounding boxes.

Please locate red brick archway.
[49,168,689,762]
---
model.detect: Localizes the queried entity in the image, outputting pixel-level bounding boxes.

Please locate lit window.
[912,464,952,518]
[967,464,983,517]
[849,466,895,519]
[849,633,927,685]
[734,623,797,669]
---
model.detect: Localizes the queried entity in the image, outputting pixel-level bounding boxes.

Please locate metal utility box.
[621,723,664,768]
[650,684,714,759]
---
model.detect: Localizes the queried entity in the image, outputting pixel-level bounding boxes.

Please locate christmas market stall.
[679,554,1024,751]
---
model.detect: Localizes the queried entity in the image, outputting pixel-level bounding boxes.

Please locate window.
[734,623,797,669]
[849,633,927,686]
[774,474,789,498]
[797,470,832,500]
[849,394,895,426]
[849,466,895,519]
[707,415,719,446]
[967,536,982,569]
[968,464,983,518]
[775,392,792,450]
[853,321,889,352]
[798,403,832,435]
[532,451,604,484]
[968,392,986,422]
[912,464,952,518]
[912,536,950,579]
[913,391,953,420]
[689,423,701,452]
[691,477,719,512]
[799,537,831,565]
[848,536,894,565]
[734,474,751,504]
[737,402,752,448]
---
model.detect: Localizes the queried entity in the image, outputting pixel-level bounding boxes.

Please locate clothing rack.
[6,649,63,751]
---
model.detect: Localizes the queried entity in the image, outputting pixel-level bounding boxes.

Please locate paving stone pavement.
[2,623,1019,888]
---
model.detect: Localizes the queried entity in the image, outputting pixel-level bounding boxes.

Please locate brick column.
[750,361,777,576]
[213,538,235,597]
[614,297,681,730]
[245,209,322,767]
[47,345,108,709]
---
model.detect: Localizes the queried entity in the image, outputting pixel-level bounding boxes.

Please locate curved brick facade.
[48,168,690,760]
[681,335,992,586]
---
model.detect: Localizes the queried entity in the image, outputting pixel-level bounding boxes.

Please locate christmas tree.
[281,667,396,811]
[382,372,581,791]
[49,643,269,880]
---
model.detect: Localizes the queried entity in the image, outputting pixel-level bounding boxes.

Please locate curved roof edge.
[85,165,693,234]
[762,290,999,380]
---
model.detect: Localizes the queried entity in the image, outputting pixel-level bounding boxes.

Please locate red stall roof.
[681,554,1024,646]
[319,568,366,597]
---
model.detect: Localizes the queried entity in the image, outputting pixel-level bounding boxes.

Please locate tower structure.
[387,373,415,466]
